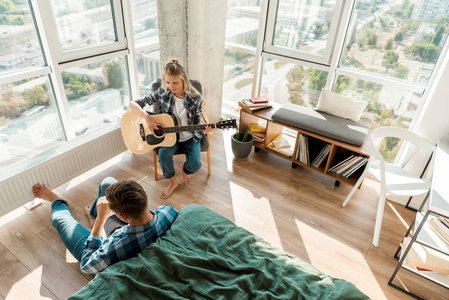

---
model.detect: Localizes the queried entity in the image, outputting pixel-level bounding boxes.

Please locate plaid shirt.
[135,87,203,142]
[80,204,178,276]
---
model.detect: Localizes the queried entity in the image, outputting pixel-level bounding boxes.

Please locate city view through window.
[0,0,156,169]
[222,0,448,136]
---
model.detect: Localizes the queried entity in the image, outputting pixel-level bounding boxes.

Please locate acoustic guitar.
[121,111,237,154]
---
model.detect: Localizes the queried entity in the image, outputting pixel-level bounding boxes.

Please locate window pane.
[261,58,329,108]
[0,76,63,169]
[226,1,260,46]
[131,0,158,47]
[62,56,129,135]
[272,0,337,57]
[137,49,160,96]
[340,0,448,85]
[222,51,256,118]
[50,0,116,52]
[333,75,423,130]
[0,2,44,75]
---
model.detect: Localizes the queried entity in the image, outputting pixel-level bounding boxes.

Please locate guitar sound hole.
[153,126,164,137]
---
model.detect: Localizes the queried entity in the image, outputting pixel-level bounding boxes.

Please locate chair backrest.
[370,126,436,180]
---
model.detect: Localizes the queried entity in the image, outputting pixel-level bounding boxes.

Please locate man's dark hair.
[106,180,148,219]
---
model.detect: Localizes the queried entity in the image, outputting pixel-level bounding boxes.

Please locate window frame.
[37,0,127,64]
[263,0,344,66]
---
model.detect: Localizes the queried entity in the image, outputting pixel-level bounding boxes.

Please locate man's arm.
[79,197,113,275]
[90,196,110,238]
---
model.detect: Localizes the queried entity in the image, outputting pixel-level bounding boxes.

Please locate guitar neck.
[162,123,216,133]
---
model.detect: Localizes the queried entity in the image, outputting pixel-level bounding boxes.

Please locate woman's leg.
[158,144,179,198]
[89,177,118,218]
[51,199,91,261]
[180,138,202,175]
[158,144,179,179]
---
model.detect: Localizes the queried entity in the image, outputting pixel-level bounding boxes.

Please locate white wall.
[415,50,449,142]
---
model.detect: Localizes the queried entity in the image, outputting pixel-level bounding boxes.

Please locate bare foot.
[161,178,178,199]
[181,169,191,185]
[32,184,59,202]
[84,204,95,228]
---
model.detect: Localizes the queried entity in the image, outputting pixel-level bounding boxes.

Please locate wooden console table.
[239,105,370,187]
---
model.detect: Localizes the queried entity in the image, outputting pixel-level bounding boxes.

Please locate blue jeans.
[50,177,117,261]
[158,138,202,179]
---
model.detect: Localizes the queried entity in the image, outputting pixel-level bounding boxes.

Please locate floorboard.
[0,130,446,299]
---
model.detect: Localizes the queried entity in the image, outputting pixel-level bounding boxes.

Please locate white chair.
[342,126,435,247]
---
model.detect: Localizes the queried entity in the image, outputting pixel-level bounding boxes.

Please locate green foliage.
[22,85,49,108]
[144,18,156,30]
[382,50,399,71]
[62,71,96,99]
[0,0,14,14]
[10,15,22,25]
[432,25,444,46]
[394,64,410,79]
[313,23,323,39]
[83,0,109,9]
[334,76,349,94]
[286,65,306,105]
[379,137,401,162]
[102,59,124,89]
[234,127,251,142]
[384,39,393,50]
[409,43,439,61]
[307,69,327,104]
[394,32,403,42]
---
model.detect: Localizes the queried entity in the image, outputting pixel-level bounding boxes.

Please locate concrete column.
[157,0,227,122]
[186,1,227,122]
[157,0,187,67]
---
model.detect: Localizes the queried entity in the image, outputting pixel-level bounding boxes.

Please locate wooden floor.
[0,130,447,299]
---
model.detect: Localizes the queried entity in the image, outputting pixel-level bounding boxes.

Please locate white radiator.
[0,127,127,217]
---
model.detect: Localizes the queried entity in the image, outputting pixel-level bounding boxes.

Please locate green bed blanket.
[70,204,369,300]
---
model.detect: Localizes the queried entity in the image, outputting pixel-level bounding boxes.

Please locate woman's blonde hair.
[162,59,199,98]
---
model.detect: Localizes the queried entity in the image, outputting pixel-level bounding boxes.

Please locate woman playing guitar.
[129,59,211,199]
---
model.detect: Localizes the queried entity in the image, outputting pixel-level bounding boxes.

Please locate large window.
[222,0,261,118]
[131,0,160,97]
[265,0,343,64]
[0,1,44,75]
[223,0,449,135]
[0,0,156,171]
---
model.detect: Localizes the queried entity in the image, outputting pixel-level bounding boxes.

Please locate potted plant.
[231,127,254,159]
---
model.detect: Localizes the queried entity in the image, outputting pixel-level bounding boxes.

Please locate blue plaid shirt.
[80,204,178,276]
[135,87,203,142]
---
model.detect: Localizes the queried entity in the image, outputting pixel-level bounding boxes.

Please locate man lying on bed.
[32,177,178,276]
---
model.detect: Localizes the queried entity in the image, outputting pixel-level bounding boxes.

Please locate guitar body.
[121,111,178,154]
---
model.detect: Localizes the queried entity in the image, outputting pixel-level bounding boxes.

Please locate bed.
[69,204,369,299]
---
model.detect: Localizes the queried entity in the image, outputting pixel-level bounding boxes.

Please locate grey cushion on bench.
[272,104,370,147]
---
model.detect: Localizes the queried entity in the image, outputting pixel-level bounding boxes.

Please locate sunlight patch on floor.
[293,218,368,267]
[228,181,282,248]
[221,130,236,172]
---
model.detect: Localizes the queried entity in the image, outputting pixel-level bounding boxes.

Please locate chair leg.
[207,149,211,176]
[153,150,158,181]
[373,192,386,247]
[342,173,366,206]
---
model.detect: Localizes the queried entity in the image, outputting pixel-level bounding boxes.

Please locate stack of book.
[296,134,309,165]
[429,217,449,245]
[249,123,266,143]
[401,236,449,275]
[312,144,331,168]
[328,154,368,178]
[266,133,295,157]
[239,97,272,113]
